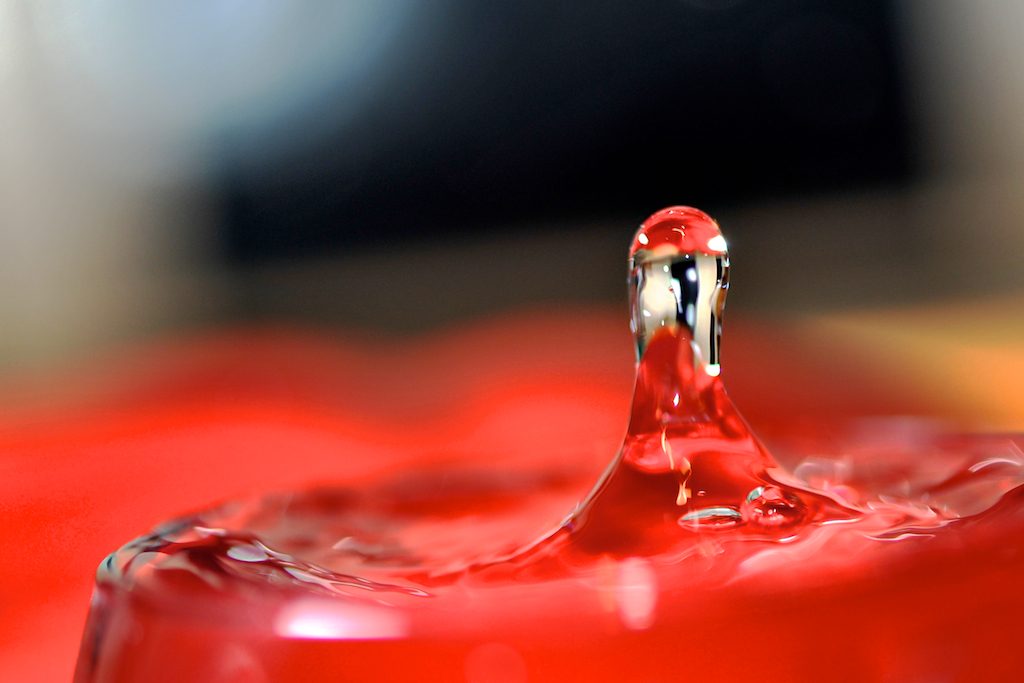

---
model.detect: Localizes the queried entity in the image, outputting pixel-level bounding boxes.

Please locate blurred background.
[2,0,1023,368]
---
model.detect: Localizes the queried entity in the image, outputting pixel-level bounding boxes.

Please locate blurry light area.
[24,0,417,180]
[218,0,913,261]
[615,557,657,631]
[274,598,408,640]
[3,1,1024,369]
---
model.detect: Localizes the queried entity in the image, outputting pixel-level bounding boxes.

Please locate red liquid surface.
[74,209,1024,682]
[73,427,1024,683]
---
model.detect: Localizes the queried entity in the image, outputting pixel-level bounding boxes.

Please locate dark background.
[219,0,912,262]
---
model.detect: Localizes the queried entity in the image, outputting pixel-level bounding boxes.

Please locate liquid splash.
[553,207,847,560]
[75,207,1024,683]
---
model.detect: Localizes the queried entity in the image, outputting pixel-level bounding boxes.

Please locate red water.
[74,209,1024,682]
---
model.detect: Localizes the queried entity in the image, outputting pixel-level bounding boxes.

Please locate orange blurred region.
[805,295,1024,430]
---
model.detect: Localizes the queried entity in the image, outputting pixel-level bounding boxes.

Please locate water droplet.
[678,506,743,530]
[741,485,805,528]
[629,206,728,374]
[630,206,728,259]
[227,544,269,563]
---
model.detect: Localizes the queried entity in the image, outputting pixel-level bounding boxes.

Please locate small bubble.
[740,485,804,528]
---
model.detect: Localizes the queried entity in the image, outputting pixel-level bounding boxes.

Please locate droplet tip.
[630,206,727,262]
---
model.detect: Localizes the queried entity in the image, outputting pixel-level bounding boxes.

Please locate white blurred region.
[615,557,658,631]
[899,1,1024,176]
[0,0,412,367]
[274,597,408,640]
